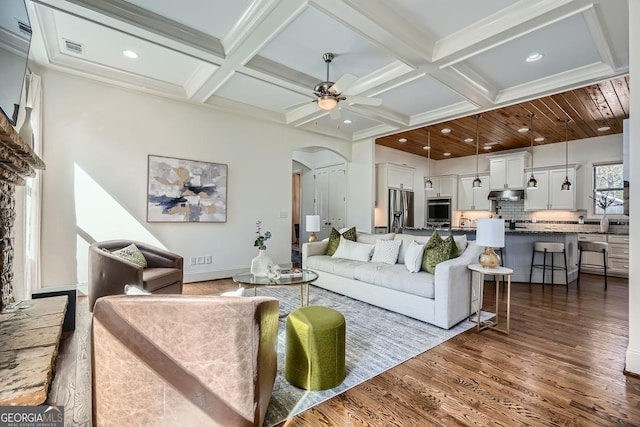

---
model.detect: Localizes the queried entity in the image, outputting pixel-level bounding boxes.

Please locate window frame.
[592,161,624,216]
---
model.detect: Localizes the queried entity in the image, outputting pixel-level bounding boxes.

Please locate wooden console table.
[0,296,68,405]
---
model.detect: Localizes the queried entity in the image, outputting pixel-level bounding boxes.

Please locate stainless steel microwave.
[426,198,452,224]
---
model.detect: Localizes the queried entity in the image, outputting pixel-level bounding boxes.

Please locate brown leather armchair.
[88,240,183,311]
[92,295,279,427]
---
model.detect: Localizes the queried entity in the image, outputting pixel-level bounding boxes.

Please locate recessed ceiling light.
[441,128,451,134]
[518,127,529,133]
[423,146,430,150]
[443,152,451,156]
[534,137,545,142]
[526,53,544,62]
[123,49,139,59]
[464,138,474,143]
[343,119,352,124]
[483,145,492,150]
[484,141,501,146]
[597,126,610,132]
[398,137,407,143]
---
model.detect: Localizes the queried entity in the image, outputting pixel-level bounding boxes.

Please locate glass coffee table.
[232,269,318,308]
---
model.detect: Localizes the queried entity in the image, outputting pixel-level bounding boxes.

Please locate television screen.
[0,0,31,125]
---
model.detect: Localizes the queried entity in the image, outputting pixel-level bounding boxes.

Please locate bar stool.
[577,241,608,290]
[529,242,569,289]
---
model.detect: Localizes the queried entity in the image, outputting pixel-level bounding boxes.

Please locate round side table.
[468,263,513,334]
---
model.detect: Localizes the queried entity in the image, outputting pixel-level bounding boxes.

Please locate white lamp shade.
[476,218,505,248]
[306,215,321,232]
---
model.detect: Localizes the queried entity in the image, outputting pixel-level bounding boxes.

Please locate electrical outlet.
[190,257,197,266]
[206,255,212,264]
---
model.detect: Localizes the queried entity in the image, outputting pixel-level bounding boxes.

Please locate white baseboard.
[626,348,640,375]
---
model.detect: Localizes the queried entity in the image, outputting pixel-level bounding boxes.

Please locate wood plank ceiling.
[376,76,629,160]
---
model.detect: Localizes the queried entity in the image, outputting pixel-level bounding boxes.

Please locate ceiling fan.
[310,52,382,117]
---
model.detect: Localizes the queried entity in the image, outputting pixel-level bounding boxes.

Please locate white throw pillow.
[332,236,375,262]
[219,288,245,297]
[371,239,402,264]
[124,284,151,295]
[404,240,425,273]
[453,235,468,254]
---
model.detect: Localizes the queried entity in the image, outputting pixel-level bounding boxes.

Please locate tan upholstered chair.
[92,295,279,427]
[88,240,183,311]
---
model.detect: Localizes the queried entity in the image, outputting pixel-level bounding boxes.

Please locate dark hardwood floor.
[49,274,640,426]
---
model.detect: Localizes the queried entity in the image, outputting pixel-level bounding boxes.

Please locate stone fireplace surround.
[0,113,45,311]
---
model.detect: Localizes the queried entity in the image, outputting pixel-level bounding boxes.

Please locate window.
[593,162,623,215]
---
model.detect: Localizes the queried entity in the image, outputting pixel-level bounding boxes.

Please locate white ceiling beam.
[190,0,308,103]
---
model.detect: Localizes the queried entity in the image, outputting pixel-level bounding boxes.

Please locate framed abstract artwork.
[147,155,227,222]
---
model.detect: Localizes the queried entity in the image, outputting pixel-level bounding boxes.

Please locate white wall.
[626,0,639,375]
[348,139,375,232]
[40,70,354,285]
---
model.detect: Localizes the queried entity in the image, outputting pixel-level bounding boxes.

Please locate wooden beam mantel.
[0,113,45,185]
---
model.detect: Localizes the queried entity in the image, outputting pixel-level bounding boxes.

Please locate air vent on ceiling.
[17,20,31,35]
[64,39,84,55]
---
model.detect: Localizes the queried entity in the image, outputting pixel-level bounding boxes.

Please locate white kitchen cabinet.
[524,167,576,211]
[489,152,530,190]
[426,175,457,199]
[577,233,628,277]
[458,175,490,211]
[378,162,414,191]
[375,163,415,227]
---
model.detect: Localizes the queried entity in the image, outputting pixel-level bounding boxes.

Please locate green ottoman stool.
[285,306,346,391]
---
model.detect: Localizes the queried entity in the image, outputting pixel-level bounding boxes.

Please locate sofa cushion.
[421,232,443,271]
[142,268,182,292]
[423,237,454,274]
[353,263,435,299]
[370,239,401,264]
[356,232,395,245]
[112,243,148,268]
[454,235,468,255]
[326,227,357,256]
[305,255,363,280]
[394,234,432,264]
[404,240,425,273]
[446,235,459,258]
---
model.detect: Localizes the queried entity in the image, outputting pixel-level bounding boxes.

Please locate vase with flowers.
[250,221,273,276]
[590,191,621,233]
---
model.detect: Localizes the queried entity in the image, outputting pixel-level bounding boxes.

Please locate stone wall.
[0,181,15,310]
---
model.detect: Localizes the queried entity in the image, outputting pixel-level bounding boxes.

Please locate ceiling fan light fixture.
[318,96,338,110]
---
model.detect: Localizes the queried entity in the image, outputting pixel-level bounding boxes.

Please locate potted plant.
[251,221,273,276]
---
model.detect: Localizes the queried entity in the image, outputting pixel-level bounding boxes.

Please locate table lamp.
[306,215,321,242]
[476,218,505,268]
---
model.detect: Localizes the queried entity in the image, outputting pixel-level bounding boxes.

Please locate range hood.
[488,190,525,201]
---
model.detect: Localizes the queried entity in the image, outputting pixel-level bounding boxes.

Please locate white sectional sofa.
[302,231,482,329]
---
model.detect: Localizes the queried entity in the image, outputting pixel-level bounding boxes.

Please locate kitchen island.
[403,227,578,284]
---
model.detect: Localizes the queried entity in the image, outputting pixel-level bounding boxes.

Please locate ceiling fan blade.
[329,74,358,95]
[345,95,382,106]
[329,108,341,120]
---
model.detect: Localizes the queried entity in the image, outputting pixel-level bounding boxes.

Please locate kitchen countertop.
[403,227,629,235]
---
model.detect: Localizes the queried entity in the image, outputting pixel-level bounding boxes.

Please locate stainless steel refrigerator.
[388,189,414,233]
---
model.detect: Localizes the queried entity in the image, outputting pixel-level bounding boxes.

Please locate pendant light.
[526,113,538,189]
[472,114,482,189]
[560,118,572,191]
[425,130,433,190]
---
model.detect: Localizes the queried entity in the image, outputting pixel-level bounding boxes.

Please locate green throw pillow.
[445,235,459,259]
[326,227,357,256]
[112,243,148,268]
[421,231,443,271]
[423,238,453,274]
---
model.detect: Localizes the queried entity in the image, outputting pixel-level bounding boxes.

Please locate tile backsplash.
[455,199,629,233]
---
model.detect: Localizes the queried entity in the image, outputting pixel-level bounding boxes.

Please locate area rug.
[256,285,483,427]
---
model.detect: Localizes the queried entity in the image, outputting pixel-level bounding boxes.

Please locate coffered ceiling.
[23,0,629,147]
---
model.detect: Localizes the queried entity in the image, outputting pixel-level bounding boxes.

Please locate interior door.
[315,164,347,239]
